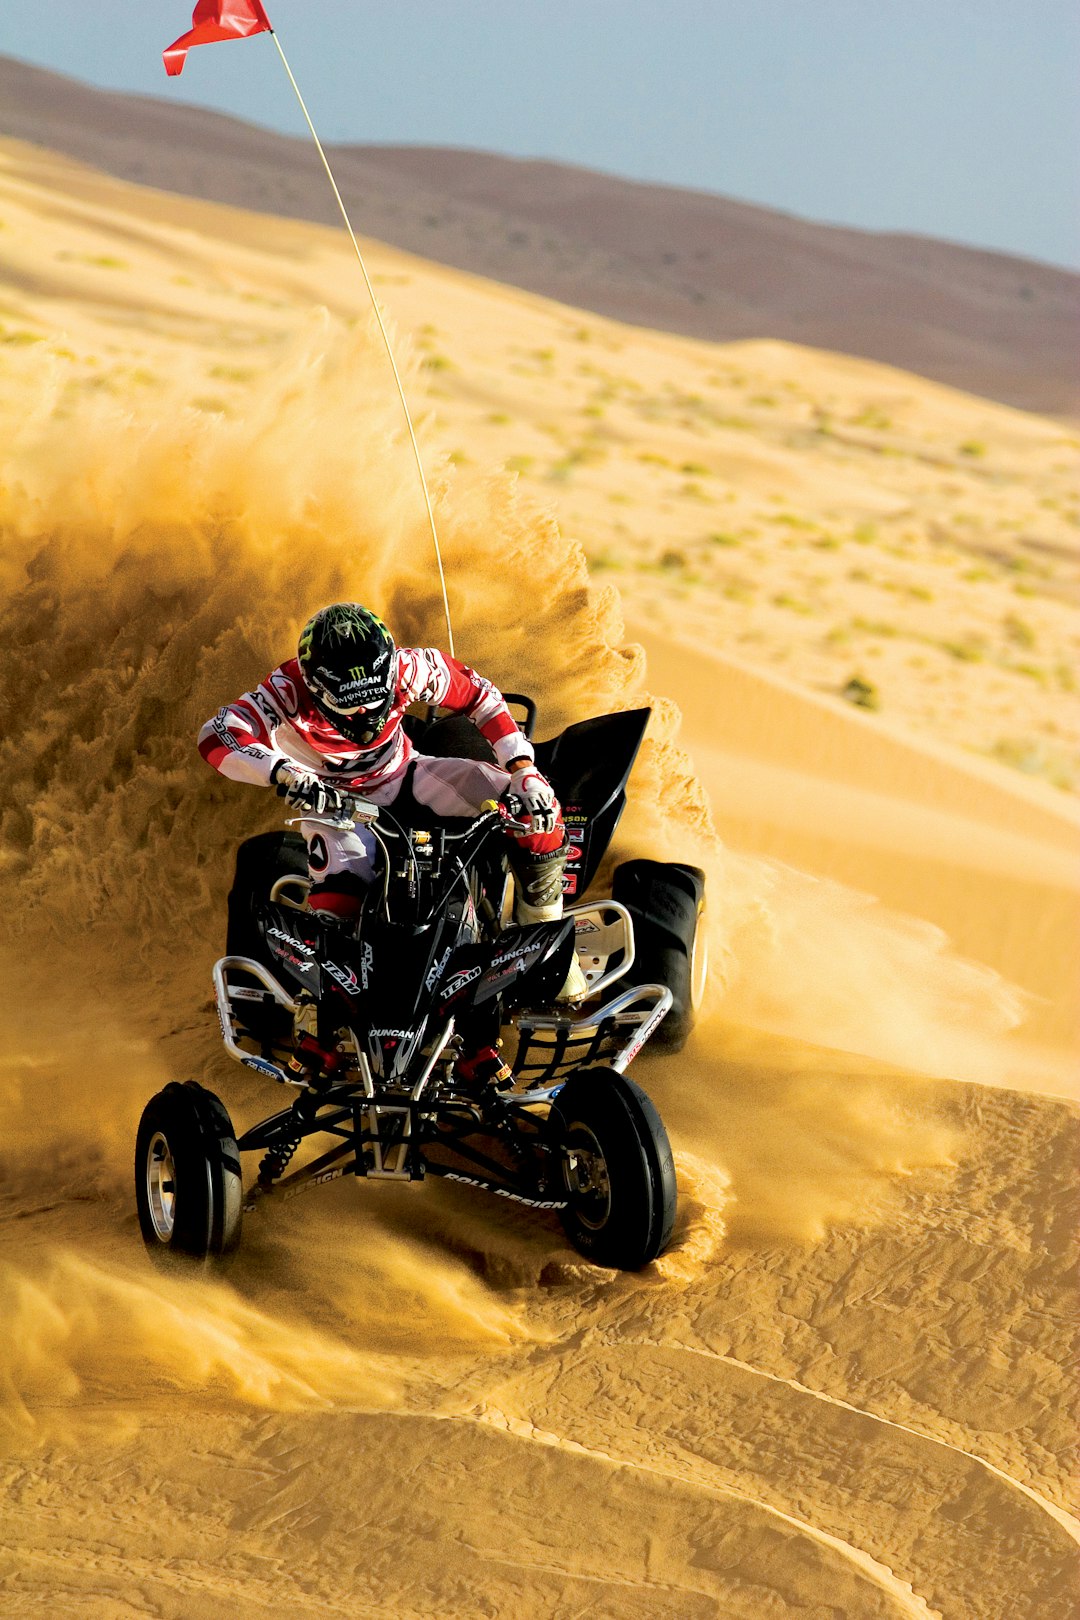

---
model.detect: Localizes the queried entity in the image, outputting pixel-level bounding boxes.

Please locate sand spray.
[0,312,1031,1433]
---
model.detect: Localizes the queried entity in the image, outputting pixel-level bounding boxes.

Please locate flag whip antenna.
[269,28,455,654]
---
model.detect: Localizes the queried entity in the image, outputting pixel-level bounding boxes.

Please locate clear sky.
[4,1,1078,269]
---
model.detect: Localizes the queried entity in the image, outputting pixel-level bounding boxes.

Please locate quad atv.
[135,701,707,1272]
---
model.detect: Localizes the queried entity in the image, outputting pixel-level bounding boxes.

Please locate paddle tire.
[549,1069,677,1269]
[611,860,707,1051]
[135,1082,243,1263]
[225,831,308,1041]
[226,830,308,961]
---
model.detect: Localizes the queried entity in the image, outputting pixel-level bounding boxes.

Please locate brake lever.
[481,796,533,837]
[285,795,381,832]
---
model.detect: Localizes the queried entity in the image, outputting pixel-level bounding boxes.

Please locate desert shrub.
[1003,613,1037,649]
[941,637,985,662]
[852,406,892,430]
[852,617,898,638]
[988,738,1076,791]
[842,676,880,710]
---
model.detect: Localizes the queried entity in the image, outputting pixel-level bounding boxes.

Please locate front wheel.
[549,1069,677,1269]
[135,1082,243,1263]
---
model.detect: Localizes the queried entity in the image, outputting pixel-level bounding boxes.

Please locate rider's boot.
[509,839,589,1004]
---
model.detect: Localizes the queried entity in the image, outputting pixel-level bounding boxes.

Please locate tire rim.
[146,1130,177,1242]
[689,900,709,1011]
[562,1122,612,1231]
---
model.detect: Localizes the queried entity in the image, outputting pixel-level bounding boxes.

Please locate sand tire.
[550,1068,676,1269]
[135,1081,243,1263]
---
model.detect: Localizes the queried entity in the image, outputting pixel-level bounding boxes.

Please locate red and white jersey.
[198,648,534,792]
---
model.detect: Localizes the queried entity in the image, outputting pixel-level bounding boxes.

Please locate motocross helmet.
[297,603,397,746]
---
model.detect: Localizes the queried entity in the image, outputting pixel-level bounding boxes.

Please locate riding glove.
[272,762,349,818]
[509,764,558,835]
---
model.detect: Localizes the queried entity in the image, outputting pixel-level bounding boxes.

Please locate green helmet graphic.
[297,603,397,745]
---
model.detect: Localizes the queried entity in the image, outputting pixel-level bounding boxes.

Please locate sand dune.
[0,140,1077,1617]
[3,52,1079,417]
[637,626,1080,1064]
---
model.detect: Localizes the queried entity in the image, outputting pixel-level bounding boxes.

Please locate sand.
[0,138,1077,1618]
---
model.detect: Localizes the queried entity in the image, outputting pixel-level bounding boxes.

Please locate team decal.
[424,946,453,993]
[441,964,482,1000]
[267,926,315,955]
[440,1171,566,1210]
[250,688,282,732]
[308,833,329,873]
[212,713,265,759]
[242,1053,287,1080]
[616,998,671,1067]
[282,1164,347,1201]
[323,959,359,994]
[268,670,299,716]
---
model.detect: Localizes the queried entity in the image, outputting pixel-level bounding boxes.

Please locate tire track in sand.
[652,1337,1080,1547]
[458,1327,1076,1620]
[468,1404,939,1620]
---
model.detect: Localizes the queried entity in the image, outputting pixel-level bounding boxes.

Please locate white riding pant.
[301,754,511,889]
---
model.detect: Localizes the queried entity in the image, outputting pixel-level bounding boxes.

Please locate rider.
[198,602,584,996]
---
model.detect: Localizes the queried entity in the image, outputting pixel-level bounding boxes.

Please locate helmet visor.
[307,674,394,745]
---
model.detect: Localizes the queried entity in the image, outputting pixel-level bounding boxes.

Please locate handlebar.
[481,797,534,837]
[289,794,533,840]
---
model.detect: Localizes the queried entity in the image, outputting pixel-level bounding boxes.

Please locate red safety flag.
[164,0,273,77]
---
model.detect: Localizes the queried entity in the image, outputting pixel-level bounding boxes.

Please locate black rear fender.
[533,708,650,895]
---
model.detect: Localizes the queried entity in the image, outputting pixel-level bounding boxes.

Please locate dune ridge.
[2,52,1078,416]
[0,141,1076,1618]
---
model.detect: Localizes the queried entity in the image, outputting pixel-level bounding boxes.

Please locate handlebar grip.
[480,796,531,834]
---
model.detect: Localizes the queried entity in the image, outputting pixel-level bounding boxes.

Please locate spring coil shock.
[257,1131,303,1190]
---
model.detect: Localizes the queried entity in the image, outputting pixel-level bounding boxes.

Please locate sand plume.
[0,313,1038,1180]
[0,144,1076,1620]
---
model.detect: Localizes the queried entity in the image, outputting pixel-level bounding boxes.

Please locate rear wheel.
[135,1082,243,1263]
[612,860,707,1051]
[226,831,308,962]
[550,1068,676,1269]
[226,831,308,1042]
